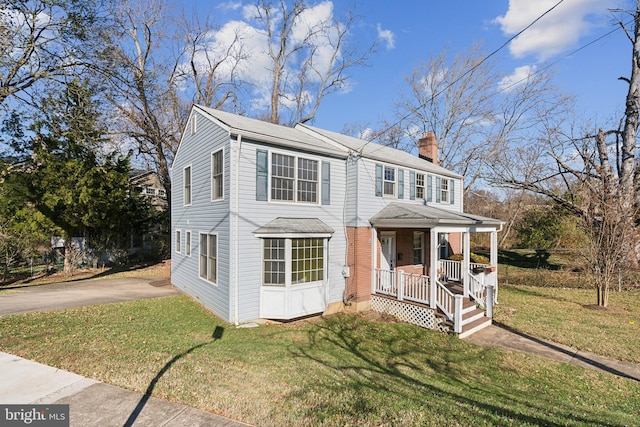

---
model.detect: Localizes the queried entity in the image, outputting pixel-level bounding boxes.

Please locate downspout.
[233,134,242,325]
[342,153,358,307]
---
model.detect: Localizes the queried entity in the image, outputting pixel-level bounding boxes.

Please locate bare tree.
[246,0,376,125]
[385,44,566,191]
[0,0,98,106]
[98,0,188,211]
[178,12,247,110]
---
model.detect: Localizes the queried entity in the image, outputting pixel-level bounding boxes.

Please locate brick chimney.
[418,132,438,165]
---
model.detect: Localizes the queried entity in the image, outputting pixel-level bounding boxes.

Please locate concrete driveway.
[0,276,180,315]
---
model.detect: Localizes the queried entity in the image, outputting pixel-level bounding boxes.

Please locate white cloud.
[499,64,537,91]
[494,0,617,60]
[185,1,355,114]
[377,23,395,50]
[217,1,243,12]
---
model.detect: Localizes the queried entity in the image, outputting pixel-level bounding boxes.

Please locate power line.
[356,0,567,154]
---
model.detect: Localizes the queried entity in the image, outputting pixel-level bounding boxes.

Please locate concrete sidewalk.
[465,324,640,382]
[0,351,250,426]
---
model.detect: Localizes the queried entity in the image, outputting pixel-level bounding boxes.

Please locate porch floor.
[443,280,463,295]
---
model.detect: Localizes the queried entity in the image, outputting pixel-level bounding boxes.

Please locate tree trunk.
[620,2,640,210]
[63,237,73,277]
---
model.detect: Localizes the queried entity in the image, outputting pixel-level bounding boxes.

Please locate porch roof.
[253,217,335,237]
[369,203,503,229]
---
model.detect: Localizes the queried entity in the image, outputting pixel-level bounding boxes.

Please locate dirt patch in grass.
[581,304,628,313]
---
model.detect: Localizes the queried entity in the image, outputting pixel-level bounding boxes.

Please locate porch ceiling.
[369,203,503,229]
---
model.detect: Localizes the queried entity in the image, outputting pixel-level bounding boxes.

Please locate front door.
[379,233,396,292]
[380,233,396,271]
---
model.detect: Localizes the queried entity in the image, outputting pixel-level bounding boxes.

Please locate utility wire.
[356,0,566,154]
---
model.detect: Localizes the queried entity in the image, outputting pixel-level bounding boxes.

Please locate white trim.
[183,164,192,206]
[211,147,225,202]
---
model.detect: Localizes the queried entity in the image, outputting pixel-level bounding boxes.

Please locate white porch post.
[462,231,470,298]
[429,228,438,308]
[490,230,498,302]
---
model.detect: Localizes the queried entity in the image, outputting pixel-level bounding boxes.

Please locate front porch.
[373,260,495,337]
[367,203,503,338]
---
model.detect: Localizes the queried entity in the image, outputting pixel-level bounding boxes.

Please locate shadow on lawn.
[288,315,621,426]
[123,325,225,427]
[493,322,640,383]
[498,249,561,270]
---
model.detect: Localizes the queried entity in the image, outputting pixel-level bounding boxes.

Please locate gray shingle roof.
[296,124,462,179]
[195,106,348,159]
[369,203,503,227]
[253,218,335,235]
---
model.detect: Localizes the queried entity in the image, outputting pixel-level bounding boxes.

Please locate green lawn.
[494,284,640,364]
[0,295,638,426]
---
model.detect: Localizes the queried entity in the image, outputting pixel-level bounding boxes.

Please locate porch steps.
[459,298,491,339]
[441,297,492,338]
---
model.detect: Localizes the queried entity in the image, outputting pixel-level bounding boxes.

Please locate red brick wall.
[346,227,373,303]
[449,232,461,255]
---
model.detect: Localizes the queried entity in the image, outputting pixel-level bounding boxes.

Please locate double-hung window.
[271,153,295,201]
[183,165,192,205]
[297,158,318,203]
[212,150,224,201]
[416,173,425,199]
[175,230,181,253]
[271,153,318,203]
[263,238,286,285]
[199,233,217,284]
[185,231,191,257]
[383,166,396,196]
[441,178,449,203]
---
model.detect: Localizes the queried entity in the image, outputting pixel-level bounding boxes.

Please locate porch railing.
[468,273,485,306]
[374,269,430,305]
[434,279,454,318]
[439,260,488,282]
[402,272,430,305]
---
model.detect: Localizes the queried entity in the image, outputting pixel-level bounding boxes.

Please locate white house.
[171,106,503,337]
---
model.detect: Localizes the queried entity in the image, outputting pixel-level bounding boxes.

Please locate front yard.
[0,294,638,426]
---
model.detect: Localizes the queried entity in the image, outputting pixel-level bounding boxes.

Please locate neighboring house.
[129,170,168,258]
[130,169,168,210]
[171,106,503,337]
